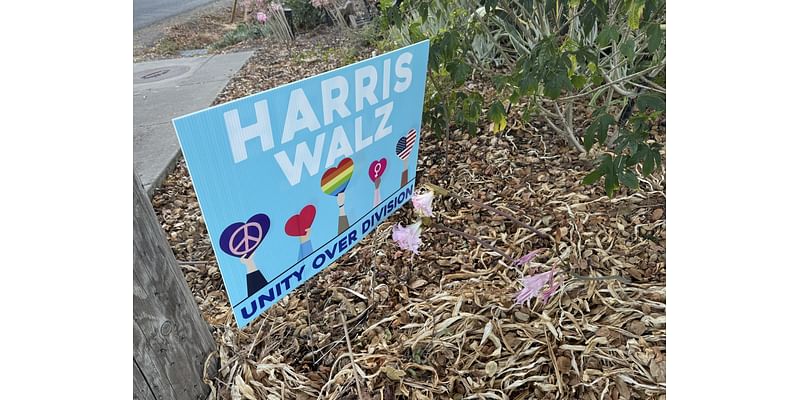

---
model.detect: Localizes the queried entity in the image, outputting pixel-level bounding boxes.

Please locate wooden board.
[133,174,217,399]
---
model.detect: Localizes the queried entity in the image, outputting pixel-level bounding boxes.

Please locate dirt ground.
[148,14,667,400]
[134,1,267,62]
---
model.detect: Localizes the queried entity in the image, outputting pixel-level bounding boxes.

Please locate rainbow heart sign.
[172,40,429,328]
[321,158,354,196]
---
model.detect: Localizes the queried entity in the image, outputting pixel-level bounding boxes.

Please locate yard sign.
[173,41,430,328]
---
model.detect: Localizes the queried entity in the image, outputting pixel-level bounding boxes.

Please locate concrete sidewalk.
[134,51,254,196]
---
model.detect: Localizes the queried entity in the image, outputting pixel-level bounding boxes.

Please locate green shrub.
[212,23,270,49]
[379,0,666,197]
[284,0,327,31]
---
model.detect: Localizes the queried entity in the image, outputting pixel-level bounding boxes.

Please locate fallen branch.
[432,222,516,263]
[424,183,553,243]
[339,313,367,400]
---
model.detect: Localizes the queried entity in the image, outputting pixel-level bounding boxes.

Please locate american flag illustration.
[396,128,416,160]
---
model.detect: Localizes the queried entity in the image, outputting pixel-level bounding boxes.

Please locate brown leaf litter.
[152,27,666,400]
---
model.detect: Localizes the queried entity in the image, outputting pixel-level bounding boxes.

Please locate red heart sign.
[369,158,387,182]
[284,205,316,237]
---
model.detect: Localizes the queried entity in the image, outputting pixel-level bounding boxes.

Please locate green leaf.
[620,39,635,63]
[463,93,483,123]
[408,21,425,43]
[446,61,472,86]
[571,75,587,90]
[646,23,664,53]
[642,150,655,175]
[627,0,645,30]
[604,169,619,197]
[653,147,662,166]
[618,169,639,189]
[583,167,605,185]
[596,113,615,145]
[632,145,649,163]
[597,26,619,48]
[488,101,507,132]
[569,0,581,8]
[519,73,537,96]
[544,70,570,99]
[419,2,429,22]
[584,125,597,152]
[636,93,666,112]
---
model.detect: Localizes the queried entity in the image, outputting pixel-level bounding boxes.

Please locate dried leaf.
[485,360,498,377]
[382,366,406,381]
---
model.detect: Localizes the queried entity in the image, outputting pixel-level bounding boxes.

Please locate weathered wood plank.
[134,173,217,400]
[134,358,156,400]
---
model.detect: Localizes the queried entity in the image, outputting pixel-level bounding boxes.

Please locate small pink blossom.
[412,191,434,217]
[256,12,267,23]
[539,275,562,304]
[392,221,422,254]
[514,268,561,306]
[512,248,544,267]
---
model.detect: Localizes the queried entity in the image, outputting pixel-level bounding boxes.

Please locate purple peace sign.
[219,213,270,259]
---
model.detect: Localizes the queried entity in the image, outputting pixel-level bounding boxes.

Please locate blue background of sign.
[173,41,429,327]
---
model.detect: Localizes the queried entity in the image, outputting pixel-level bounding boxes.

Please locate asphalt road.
[133,0,220,30]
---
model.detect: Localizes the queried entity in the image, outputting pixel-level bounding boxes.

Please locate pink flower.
[514,268,561,306]
[512,249,544,267]
[256,12,267,23]
[411,191,434,217]
[539,276,562,304]
[392,222,422,254]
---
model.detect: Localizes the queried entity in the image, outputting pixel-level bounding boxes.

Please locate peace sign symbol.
[229,222,263,256]
[219,213,271,259]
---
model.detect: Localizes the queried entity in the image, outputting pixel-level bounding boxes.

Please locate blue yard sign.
[173,41,430,328]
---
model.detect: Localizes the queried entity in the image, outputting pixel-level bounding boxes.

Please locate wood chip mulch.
[152,26,666,400]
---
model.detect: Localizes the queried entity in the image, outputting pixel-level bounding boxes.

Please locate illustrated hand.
[300,228,311,243]
[336,192,346,207]
[239,256,258,273]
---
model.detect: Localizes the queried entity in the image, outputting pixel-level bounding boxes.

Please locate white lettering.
[354,116,372,151]
[355,65,379,112]
[274,133,326,186]
[281,89,321,144]
[320,76,351,125]
[374,102,393,141]
[382,59,391,100]
[325,126,355,168]
[394,52,413,93]
[224,100,274,163]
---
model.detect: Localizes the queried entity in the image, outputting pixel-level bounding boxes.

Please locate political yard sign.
[173,41,430,328]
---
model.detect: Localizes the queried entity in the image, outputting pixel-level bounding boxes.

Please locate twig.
[230,0,238,23]
[425,183,553,243]
[432,222,515,263]
[550,248,632,284]
[568,272,631,284]
[247,317,268,358]
[340,313,365,400]
[559,62,665,102]
[553,102,586,153]
[544,330,564,395]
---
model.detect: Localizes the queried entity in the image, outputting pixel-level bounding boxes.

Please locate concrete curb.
[134,50,254,197]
